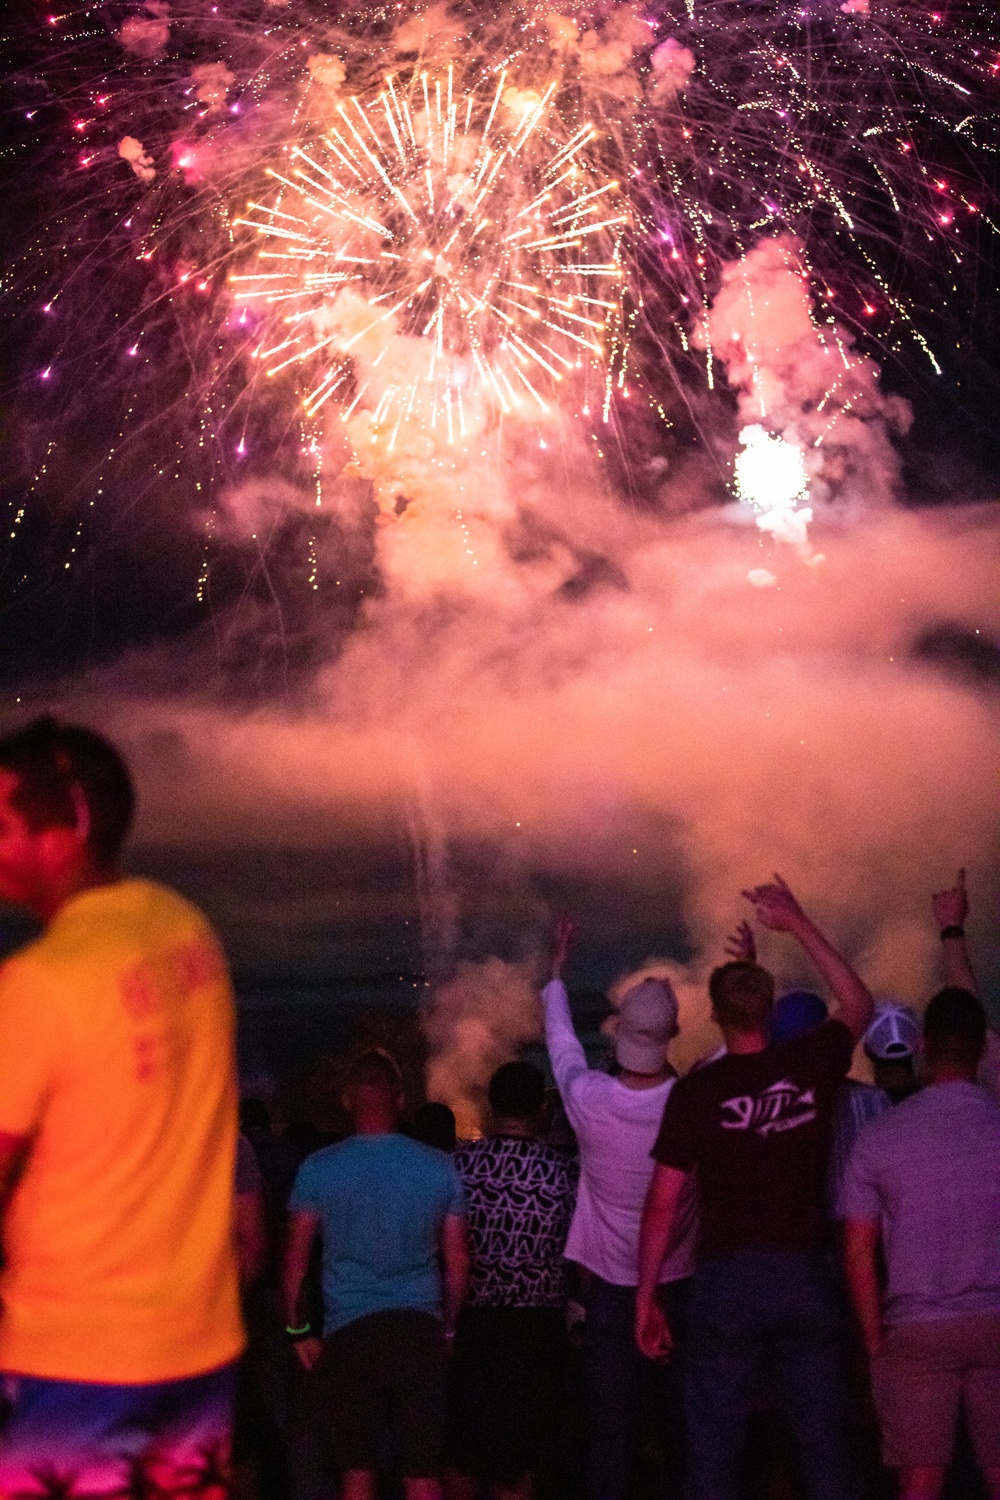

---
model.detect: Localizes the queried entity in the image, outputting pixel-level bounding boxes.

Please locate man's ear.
[36,822,85,871]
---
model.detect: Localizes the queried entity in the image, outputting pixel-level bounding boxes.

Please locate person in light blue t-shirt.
[283,1052,469,1500]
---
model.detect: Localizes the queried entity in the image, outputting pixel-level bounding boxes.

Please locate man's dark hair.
[489,1060,545,1121]
[0,716,134,864]
[345,1049,404,1098]
[923,987,986,1071]
[709,961,776,1034]
[410,1101,457,1152]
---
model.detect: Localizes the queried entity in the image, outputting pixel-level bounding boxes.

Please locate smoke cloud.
[22,5,1000,1126]
[424,959,542,1136]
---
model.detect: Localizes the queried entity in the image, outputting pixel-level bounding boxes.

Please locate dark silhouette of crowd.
[0,717,995,1500]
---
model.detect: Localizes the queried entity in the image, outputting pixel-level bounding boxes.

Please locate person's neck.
[618,1066,671,1091]
[721,1027,769,1055]
[926,1061,977,1086]
[354,1114,398,1135]
[37,863,119,923]
[493,1118,536,1138]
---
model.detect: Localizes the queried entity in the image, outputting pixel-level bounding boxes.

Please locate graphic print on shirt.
[720,1078,817,1135]
[453,1137,573,1308]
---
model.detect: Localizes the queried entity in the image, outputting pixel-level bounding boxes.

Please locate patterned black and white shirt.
[453,1135,575,1308]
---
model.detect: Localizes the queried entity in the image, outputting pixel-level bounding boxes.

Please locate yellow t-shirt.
[0,879,245,1383]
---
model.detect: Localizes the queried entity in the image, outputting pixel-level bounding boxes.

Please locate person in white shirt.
[542,919,696,1500]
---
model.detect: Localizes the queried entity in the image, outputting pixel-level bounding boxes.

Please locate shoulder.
[518,1138,575,1183]
[396,1134,463,1183]
[782,1018,854,1070]
[671,1058,725,1100]
[848,1091,919,1160]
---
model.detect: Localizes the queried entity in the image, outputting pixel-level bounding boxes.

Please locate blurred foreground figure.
[637,876,873,1500]
[544,920,696,1500]
[283,1051,469,1500]
[0,717,244,1489]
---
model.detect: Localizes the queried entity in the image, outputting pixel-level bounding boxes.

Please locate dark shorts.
[0,1362,236,1492]
[449,1305,568,1486]
[319,1310,447,1478]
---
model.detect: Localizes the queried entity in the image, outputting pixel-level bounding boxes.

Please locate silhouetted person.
[412,1101,458,1153]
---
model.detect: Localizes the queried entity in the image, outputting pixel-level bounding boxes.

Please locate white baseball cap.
[864,1002,921,1061]
[615,978,679,1073]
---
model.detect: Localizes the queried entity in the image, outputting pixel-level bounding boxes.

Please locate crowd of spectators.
[0,717,995,1500]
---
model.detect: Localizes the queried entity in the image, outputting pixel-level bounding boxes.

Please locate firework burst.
[1,0,997,599]
[231,63,626,440]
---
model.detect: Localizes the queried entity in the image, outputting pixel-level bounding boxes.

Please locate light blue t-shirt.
[289,1133,466,1333]
[840,1080,1000,1326]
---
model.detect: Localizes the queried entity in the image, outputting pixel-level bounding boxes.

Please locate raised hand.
[724,919,757,964]
[932,868,968,931]
[551,915,575,980]
[742,873,807,934]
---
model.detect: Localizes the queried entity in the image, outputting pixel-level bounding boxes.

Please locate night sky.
[1,0,998,1075]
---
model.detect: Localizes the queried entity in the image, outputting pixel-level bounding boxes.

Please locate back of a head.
[863,1001,921,1063]
[0,716,134,865]
[615,978,678,1074]
[709,961,775,1036]
[489,1060,545,1122]
[411,1100,457,1152]
[345,1050,404,1117]
[771,989,828,1045]
[923,988,986,1074]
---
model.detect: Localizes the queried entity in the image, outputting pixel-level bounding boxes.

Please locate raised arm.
[932,869,977,995]
[743,874,874,1042]
[542,917,589,1106]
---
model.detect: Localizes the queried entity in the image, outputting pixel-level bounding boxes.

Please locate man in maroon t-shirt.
[636,876,873,1500]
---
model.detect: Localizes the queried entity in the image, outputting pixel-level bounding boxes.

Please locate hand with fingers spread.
[740,872,874,1042]
[551,915,575,981]
[724,919,757,965]
[932,868,968,932]
[742,873,807,935]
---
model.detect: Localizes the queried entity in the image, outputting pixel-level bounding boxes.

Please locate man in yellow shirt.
[0,717,244,1490]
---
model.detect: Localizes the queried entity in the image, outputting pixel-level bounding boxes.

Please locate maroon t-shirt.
[652,1020,855,1259]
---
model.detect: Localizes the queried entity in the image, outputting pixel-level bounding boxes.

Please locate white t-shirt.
[542,979,697,1286]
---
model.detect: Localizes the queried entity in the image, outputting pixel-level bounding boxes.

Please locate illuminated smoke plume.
[698,235,913,549]
[190,63,236,114]
[424,958,542,1136]
[6,2,1000,1120]
[118,2,171,60]
[118,136,156,184]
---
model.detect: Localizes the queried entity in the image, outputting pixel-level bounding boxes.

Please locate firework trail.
[2,0,997,575]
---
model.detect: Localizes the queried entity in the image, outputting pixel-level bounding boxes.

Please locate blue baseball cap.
[771,989,828,1044]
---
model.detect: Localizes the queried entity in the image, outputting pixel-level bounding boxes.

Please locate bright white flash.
[734,423,812,548]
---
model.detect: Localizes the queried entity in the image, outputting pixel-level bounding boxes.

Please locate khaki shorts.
[871,1312,1000,1470]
